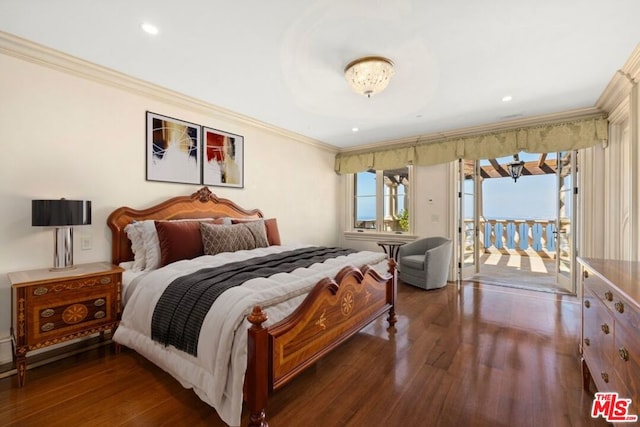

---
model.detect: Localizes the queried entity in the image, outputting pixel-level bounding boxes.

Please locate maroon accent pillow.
[155,219,225,267]
[264,218,281,245]
[230,218,281,246]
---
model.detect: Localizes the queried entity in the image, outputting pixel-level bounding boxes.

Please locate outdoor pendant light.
[507,155,525,182]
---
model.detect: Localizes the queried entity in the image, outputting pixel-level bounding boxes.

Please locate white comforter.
[113,244,388,426]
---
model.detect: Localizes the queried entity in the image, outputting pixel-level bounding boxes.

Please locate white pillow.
[139,220,162,270]
[124,221,146,271]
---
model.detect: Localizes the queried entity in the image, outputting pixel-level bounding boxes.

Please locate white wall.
[583,46,640,260]
[0,42,339,364]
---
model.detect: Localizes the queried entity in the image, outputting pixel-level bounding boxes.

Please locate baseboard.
[0,334,114,379]
[0,336,12,368]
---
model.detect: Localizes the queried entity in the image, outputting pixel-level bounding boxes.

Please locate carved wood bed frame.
[106,187,397,426]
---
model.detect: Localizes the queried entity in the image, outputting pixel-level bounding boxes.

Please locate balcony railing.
[464,218,557,258]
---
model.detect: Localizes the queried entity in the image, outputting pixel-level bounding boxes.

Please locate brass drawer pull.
[615,301,624,313]
[100,277,112,285]
[601,324,610,334]
[94,311,106,319]
[584,338,590,346]
[41,308,55,318]
[41,322,55,332]
[604,291,613,301]
[618,347,629,362]
[601,372,609,383]
[584,300,590,308]
[94,299,106,307]
[33,287,48,296]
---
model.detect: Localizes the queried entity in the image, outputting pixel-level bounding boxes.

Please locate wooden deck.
[469,252,570,294]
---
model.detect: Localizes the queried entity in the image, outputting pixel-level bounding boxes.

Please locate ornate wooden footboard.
[245,262,397,427]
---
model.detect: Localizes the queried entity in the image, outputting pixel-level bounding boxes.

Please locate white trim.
[0,31,337,154]
[450,161,461,282]
[630,84,639,261]
[597,71,635,114]
[345,166,415,235]
[343,232,417,243]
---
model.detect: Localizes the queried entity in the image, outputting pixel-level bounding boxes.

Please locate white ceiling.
[1,1,639,149]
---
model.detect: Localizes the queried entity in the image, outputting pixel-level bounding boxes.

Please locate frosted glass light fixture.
[344,56,395,98]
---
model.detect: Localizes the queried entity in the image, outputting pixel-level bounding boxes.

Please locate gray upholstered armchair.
[398,237,452,290]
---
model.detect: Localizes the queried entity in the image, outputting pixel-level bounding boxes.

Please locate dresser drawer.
[584,268,640,331]
[24,273,119,349]
[584,270,618,310]
[614,321,640,410]
[609,293,640,333]
[583,289,615,390]
[25,272,118,300]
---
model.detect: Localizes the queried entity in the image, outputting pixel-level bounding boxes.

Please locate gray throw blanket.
[151,246,356,356]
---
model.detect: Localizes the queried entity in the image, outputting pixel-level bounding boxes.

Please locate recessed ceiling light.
[502,95,513,102]
[352,127,359,132]
[141,22,159,35]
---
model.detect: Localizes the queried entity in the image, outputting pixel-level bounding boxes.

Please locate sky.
[480,173,557,220]
[478,152,560,220]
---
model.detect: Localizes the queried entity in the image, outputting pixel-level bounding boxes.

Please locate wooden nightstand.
[8,262,124,387]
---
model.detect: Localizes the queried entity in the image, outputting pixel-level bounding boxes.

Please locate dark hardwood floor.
[0,281,609,427]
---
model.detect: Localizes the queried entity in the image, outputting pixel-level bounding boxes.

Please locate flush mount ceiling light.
[141,22,159,35]
[344,56,394,98]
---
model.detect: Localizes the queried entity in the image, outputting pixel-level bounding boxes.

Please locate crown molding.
[339,106,606,154]
[0,31,337,154]
[596,44,640,113]
[621,43,640,82]
[596,70,635,113]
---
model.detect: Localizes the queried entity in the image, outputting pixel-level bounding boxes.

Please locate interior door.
[458,159,479,280]
[555,151,577,293]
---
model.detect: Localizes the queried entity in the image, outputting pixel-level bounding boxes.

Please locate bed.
[107,187,397,426]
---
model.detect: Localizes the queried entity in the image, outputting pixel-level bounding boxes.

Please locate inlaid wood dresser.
[578,257,640,420]
[8,262,123,387]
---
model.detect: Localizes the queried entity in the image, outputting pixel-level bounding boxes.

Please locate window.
[353,167,411,233]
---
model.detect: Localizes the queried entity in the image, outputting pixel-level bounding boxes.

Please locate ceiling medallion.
[344,56,395,98]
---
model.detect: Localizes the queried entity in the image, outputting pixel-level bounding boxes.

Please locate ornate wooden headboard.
[106,187,263,265]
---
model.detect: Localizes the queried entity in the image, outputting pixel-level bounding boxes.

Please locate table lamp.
[32,199,92,270]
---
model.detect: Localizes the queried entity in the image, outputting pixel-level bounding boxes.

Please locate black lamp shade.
[32,199,92,227]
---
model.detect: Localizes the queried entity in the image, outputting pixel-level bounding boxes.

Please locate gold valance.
[334,116,608,174]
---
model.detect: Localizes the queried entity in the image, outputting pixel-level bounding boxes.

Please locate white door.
[458,159,480,280]
[555,151,577,294]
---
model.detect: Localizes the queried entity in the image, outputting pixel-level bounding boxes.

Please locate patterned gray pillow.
[241,219,269,248]
[200,221,268,255]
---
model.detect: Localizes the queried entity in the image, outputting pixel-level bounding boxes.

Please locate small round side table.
[376,240,406,262]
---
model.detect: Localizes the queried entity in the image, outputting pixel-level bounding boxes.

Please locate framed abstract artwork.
[202,127,244,188]
[146,112,202,184]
